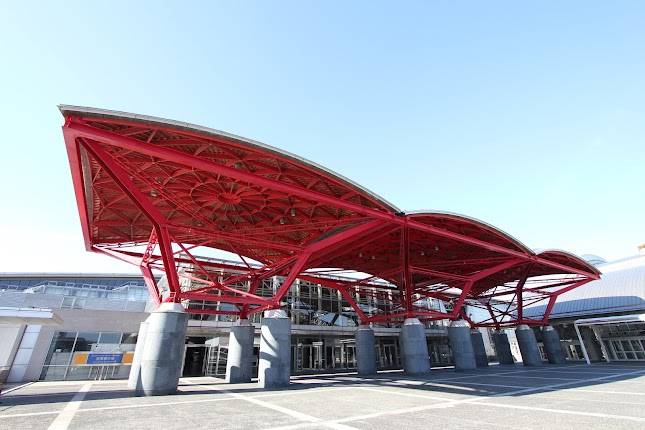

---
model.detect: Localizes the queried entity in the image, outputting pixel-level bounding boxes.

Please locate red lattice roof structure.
[61,106,600,328]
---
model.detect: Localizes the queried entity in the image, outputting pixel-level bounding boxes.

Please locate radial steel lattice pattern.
[61,106,600,327]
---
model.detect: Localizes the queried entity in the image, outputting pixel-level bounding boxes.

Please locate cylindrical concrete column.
[470,329,489,368]
[448,320,476,371]
[356,325,377,376]
[139,302,189,396]
[515,325,542,366]
[258,309,291,388]
[542,325,565,364]
[127,320,149,391]
[492,330,515,365]
[400,318,430,375]
[226,319,255,383]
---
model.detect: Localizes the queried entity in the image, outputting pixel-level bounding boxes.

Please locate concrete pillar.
[448,320,476,371]
[225,319,255,383]
[258,309,291,388]
[492,330,515,364]
[515,325,542,366]
[542,325,565,364]
[470,329,489,367]
[400,318,430,375]
[127,320,149,391]
[138,302,189,396]
[356,325,377,376]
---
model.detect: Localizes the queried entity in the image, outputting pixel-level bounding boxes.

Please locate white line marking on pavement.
[493,374,580,381]
[475,401,645,423]
[527,369,627,376]
[206,385,358,430]
[358,386,454,402]
[430,381,530,390]
[426,364,586,383]
[522,392,645,406]
[0,382,35,395]
[0,394,238,419]
[263,367,645,430]
[473,367,645,400]
[0,385,354,420]
[570,388,645,396]
[47,382,92,430]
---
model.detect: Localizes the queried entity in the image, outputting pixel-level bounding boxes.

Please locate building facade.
[2,271,480,382]
[0,274,148,383]
[526,254,645,363]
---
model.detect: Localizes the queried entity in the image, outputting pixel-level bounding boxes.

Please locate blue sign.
[87,353,123,364]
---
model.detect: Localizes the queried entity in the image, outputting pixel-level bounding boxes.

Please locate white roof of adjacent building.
[525,254,645,319]
[575,313,645,326]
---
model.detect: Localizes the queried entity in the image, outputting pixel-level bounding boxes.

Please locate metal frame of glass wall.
[40,331,137,381]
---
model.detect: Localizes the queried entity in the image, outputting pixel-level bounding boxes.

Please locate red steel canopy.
[60,106,600,328]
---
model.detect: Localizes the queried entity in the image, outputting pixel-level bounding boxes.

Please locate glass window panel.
[66,366,92,380]
[61,296,75,309]
[113,365,132,379]
[98,332,122,344]
[74,332,100,352]
[43,331,77,366]
[121,333,138,344]
[40,365,68,381]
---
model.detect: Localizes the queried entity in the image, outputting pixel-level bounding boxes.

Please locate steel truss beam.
[61,113,600,326]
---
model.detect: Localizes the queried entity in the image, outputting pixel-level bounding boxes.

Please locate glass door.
[344,345,356,369]
[381,344,396,368]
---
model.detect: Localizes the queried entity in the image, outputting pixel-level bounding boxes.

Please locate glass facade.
[201,334,453,378]
[0,276,146,292]
[40,330,138,381]
[0,275,150,312]
[600,322,645,361]
[187,277,448,329]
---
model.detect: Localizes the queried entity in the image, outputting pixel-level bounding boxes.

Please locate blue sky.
[0,1,643,272]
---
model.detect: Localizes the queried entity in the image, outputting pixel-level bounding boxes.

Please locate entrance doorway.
[291,336,357,373]
[293,343,324,372]
[183,345,207,377]
[378,340,399,369]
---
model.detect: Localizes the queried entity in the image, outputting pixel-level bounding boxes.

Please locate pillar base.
[400,318,430,375]
[448,320,476,371]
[516,325,543,366]
[127,320,149,392]
[258,309,291,388]
[470,329,489,368]
[542,325,566,364]
[356,325,377,376]
[138,302,189,396]
[226,319,255,383]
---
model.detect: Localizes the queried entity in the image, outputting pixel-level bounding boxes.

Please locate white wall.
[0,324,25,382]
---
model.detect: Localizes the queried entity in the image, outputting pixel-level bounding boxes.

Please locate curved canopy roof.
[60,106,599,327]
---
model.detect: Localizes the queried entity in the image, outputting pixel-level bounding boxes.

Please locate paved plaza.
[1,363,644,430]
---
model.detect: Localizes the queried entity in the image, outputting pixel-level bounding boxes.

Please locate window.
[121,333,138,344]
[43,332,77,366]
[40,330,136,381]
[98,332,122,345]
[74,332,100,352]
